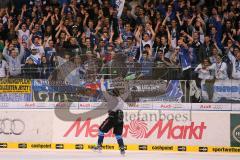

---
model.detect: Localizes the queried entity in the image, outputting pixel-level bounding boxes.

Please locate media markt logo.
[230,114,240,147]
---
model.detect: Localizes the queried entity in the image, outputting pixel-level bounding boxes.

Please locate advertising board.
[52,110,229,146]
[0,110,53,142]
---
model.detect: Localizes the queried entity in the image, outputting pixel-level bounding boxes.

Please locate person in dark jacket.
[22,57,39,79]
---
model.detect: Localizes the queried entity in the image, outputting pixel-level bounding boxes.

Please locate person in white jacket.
[194,58,214,101]
[194,58,214,80]
[210,55,229,80]
[227,47,240,80]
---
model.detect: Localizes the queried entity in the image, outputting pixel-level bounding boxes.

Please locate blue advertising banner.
[32,80,101,102]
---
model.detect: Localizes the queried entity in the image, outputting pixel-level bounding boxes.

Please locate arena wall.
[0,102,240,153]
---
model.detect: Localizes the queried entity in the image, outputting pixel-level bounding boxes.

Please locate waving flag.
[115,0,125,18]
[165,80,183,99]
[178,47,191,71]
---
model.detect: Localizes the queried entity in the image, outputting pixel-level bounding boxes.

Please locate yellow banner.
[0,79,31,93]
[1,143,240,154]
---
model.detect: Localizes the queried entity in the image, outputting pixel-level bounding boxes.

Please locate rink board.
[0,107,240,154]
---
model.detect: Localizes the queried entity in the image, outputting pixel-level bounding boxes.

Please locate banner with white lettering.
[201,80,240,102]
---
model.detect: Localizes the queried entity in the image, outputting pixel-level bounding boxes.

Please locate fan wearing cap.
[22,56,39,79]
[26,46,42,65]
[72,25,79,37]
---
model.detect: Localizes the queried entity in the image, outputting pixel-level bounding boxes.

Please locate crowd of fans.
[0,0,239,84]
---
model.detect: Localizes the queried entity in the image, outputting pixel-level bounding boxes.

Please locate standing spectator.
[29,35,45,56]
[122,22,134,41]
[227,47,240,80]
[44,39,56,62]
[15,23,30,43]
[26,47,42,65]
[22,57,39,79]
[177,39,192,80]
[95,39,106,57]
[39,55,53,79]
[189,31,205,66]
[210,24,222,49]
[3,41,24,77]
[125,55,140,78]
[140,50,153,78]
[0,52,9,78]
[209,46,221,64]
[21,41,32,64]
[210,55,229,80]
[0,22,8,41]
[158,36,170,56]
[163,18,179,48]
[194,58,214,82]
[222,20,236,38]
[124,37,138,60]
[194,58,214,101]
[202,35,214,58]
[7,16,17,41]
[135,24,155,50]
[63,36,80,54]
[154,49,171,66]
[81,37,93,54]
[143,44,152,57]
[66,54,84,85]
[0,0,238,85]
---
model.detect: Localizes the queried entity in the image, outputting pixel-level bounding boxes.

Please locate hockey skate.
[92,145,102,153]
[120,147,125,156]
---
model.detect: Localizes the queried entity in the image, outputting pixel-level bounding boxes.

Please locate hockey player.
[93,78,129,155]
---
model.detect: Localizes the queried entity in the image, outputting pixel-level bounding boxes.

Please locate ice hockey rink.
[0,150,239,160]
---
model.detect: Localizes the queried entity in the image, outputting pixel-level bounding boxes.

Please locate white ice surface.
[0,149,239,160]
